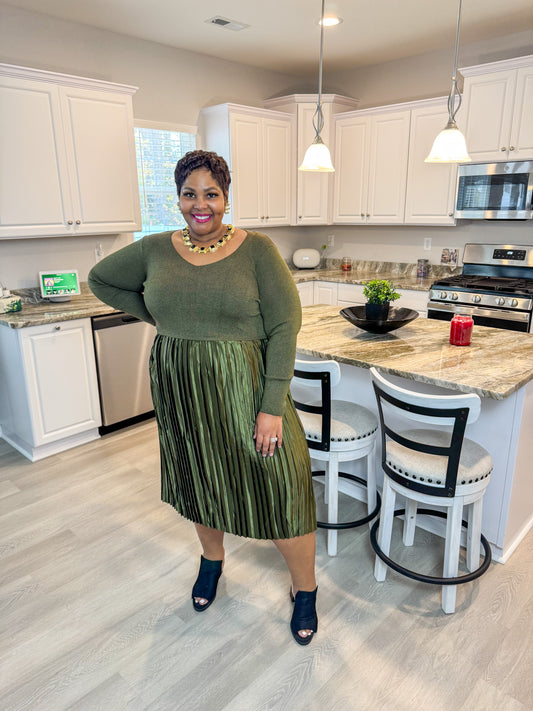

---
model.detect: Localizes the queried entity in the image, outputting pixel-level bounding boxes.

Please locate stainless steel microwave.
[455,161,533,219]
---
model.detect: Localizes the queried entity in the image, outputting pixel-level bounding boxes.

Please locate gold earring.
[224,202,230,214]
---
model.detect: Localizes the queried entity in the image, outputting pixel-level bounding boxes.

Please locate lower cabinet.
[337,283,366,307]
[397,288,428,317]
[297,280,427,317]
[296,281,314,307]
[0,318,101,461]
[313,281,338,305]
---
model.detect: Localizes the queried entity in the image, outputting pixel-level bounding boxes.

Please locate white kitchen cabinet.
[296,281,314,307]
[0,63,141,239]
[0,318,101,461]
[404,99,457,225]
[333,115,369,225]
[313,281,338,305]
[333,107,411,224]
[297,279,427,317]
[337,283,366,307]
[199,103,295,229]
[460,56,533,162]
[264,95,359,225]
[396,288,428,317]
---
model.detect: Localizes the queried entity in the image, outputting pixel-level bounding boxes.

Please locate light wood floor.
[1,420,532,711]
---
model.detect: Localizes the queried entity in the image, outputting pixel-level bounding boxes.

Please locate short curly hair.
[174,150,231,199]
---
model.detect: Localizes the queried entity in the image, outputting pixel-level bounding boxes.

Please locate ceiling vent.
[205,16,250,32]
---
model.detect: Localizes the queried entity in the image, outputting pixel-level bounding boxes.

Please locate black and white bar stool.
[292,358,380,556]
[369,367,493,614]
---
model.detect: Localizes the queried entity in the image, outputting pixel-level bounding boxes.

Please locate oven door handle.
[427,300,530,323]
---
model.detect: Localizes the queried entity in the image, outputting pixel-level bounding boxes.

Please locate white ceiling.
[4,0,533,76]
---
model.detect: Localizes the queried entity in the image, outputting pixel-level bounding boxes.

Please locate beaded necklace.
[181,224,235,254]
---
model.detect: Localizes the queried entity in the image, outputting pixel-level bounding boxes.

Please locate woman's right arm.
[88,239,155,324]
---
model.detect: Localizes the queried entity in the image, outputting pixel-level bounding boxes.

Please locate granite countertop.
[0,284,117,329]
[1,263,439,328]
[290,267,434,291]
[297,304,533,400]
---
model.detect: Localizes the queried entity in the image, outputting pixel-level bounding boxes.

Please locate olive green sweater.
[88,230,302,416]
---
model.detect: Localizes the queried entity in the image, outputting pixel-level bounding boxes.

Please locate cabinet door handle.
[449,212,454,217]
[509,146,515,151]
[55,325,61,330]
[76,219,81,224]
[67,220,73,225]
[501,147,507,151]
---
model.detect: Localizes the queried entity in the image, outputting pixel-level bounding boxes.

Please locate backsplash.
[294,258,461,279]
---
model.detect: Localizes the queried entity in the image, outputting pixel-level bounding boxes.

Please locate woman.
[88,150,318,645]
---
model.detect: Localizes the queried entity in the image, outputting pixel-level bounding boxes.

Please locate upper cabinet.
[264,95,359,225]
[333,106,411,224]
[0,64,141,239]
[404,99,457,225]
[460,55,533,162]
[199,103,295,229]
[334,98,458,226]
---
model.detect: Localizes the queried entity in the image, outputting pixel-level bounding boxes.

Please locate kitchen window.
[134,121,196,239]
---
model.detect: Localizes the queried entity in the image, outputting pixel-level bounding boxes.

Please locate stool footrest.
[312,470,381,530]
[370,508,492,585]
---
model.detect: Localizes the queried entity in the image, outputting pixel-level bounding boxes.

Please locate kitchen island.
[297,305,533,562]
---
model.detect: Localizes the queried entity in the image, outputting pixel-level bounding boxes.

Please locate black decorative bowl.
[340,305,419,334]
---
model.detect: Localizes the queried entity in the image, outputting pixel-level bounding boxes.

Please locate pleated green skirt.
[149,336,316,539]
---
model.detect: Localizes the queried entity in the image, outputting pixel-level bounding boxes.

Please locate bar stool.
[369,367,493,614]
[292,358,380,556]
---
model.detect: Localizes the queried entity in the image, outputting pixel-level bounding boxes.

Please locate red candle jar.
[449,314,474,346]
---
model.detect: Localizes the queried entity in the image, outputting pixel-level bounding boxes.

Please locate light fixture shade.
[299,139,335,172]
[425,122,471,163]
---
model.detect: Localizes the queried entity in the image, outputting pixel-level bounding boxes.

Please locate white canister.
[292,249,320,269]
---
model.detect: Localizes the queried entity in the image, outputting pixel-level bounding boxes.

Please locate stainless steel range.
[427,244,533,332]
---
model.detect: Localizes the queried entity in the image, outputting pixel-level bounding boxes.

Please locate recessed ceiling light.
[205,16,250,32]
[319,16,342,27]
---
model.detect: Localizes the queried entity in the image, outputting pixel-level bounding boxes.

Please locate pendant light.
[299,0,335,172]
[425,0,471,163]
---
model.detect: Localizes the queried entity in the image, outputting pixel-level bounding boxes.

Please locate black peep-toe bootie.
[191,555,223,612]
[290,586,318,645]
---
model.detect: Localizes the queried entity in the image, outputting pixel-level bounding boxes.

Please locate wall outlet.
[423,237,432,251]
[327,234,335,247]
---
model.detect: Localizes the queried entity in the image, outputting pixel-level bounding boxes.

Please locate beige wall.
[1,4,533,289]
[0,4,304,288]
[326,30,533,108]
[274,222,533,268]
[0,4,303,124]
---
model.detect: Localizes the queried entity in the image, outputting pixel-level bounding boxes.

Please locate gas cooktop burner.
[433,275,533,295]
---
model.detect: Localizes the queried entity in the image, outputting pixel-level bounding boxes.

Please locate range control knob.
[510,299,519,307]
[439,291,448,299]
[451,292,458,300]
[472,295,482,303]
[495,297,505,306]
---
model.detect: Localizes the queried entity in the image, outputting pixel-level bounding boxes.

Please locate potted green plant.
[363,279,400,320]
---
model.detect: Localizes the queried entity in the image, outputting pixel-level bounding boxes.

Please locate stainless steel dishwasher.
[92,312,157,432]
